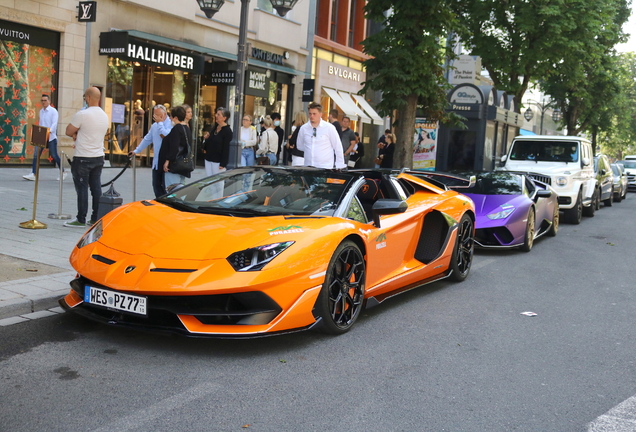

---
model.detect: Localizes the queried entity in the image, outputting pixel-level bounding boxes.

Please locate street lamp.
[196,0,226,18]
[196,0,299,169]
[523,98,561,135]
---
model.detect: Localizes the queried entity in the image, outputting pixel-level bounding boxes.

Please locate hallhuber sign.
[99,31,204,74]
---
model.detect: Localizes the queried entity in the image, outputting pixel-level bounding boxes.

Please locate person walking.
[128,104,172,198]
[288,111,307,167]
[256,117,278,165]
[378,133,395,169]
[297,102,345,170]
[340,116,357,164]
[202,107,232,176]
[328,109,343,138]
[348,131,364,168]
[271,112,285,165]
[23,94,64,181]
[159,106,192,189]
[239,114,257,166]
[63,87,109,227]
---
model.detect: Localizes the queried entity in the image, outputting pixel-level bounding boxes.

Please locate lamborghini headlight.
[77,220,103,248]
[487,207,515,220]
[227,241,295,271]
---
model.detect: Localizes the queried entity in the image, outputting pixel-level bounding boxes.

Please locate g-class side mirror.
[582,157,591,166]
[500,155,508,166]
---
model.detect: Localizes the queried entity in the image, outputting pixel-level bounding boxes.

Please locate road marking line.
[588,395,636,431]
[471,257,496,271]
[93,381,222,432]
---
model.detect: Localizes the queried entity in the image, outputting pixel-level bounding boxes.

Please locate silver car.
[611,163,628,202]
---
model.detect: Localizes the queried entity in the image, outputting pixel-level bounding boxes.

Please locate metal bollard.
[48,150,72,220]
[131,153,136,202]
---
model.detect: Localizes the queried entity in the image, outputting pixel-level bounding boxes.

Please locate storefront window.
[0,29,59,165]
[105,60,200,166]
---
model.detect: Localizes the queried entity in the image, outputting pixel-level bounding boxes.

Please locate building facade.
[1,0,311,168]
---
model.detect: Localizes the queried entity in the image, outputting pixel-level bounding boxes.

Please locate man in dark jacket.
[271,112,285,164]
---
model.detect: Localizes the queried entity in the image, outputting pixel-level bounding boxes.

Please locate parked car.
[415,171,558,252]
[618,160,636,191]
[610,163,628,202]
[500,135,596,224]
[60,166,476,337]
[593,154,614,207]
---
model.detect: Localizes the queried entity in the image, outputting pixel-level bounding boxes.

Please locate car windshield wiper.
[196,206,271,217]
[155,197,199,213]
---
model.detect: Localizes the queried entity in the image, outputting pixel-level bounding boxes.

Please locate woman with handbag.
[256,117,278,165]
[159,106,193,190]
[202,107,233,176]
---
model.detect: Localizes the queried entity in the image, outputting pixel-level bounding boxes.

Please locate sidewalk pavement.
[0,164,208,321]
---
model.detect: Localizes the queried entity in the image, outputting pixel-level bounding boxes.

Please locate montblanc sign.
[250,48,288,66]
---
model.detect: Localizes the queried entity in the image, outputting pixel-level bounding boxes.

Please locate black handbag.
[170,125,194,178]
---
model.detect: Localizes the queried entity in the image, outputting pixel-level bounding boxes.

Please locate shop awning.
[337,91,372,123]
[322,88,367,122]
[350,94,384,126]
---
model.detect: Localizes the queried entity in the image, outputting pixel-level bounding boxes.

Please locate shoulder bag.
[170,125,195,177]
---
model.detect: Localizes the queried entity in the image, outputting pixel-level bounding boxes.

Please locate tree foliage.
[362,0,459,169]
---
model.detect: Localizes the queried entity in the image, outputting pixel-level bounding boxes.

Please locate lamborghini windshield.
[156,167,355,217]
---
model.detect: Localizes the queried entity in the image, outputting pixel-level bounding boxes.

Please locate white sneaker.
[64,219,86,228]
[57,172,68,181]
[23,173,35,181]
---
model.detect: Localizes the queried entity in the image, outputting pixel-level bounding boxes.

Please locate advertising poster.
[413,118,438,171]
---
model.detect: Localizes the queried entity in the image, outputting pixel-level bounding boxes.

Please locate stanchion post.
[20,125,49,229]
[48,150,72,220]
[131,154,136,202]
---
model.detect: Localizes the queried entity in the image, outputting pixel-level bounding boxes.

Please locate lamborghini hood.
[462,193,526,217]
[97,201,327,260]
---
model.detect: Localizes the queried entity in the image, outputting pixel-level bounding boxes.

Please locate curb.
[0,289,68,320]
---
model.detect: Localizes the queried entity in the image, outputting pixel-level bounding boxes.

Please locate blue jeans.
[241,147,255,166]
[31,139,62,173]
[267,152,276,165]
[71,156,104,224]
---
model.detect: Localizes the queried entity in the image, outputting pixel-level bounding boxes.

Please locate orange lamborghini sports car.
[60,166,476,338]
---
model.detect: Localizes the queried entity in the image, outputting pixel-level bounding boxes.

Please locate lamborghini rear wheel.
[315,240,366,335]
[449,214,474,282]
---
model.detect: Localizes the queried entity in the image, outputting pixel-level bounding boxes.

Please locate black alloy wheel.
[520,209,535,252]
[547,203,559,237]
[583,189,597,217]
[315,240,366,335]
[564,190,582,224]
[449,214,474,282]
[604,188,614,206]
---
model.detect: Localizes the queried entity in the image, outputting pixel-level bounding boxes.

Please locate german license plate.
[84,286,147,316]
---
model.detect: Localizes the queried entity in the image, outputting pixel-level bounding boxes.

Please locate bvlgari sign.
[99,31,204,74]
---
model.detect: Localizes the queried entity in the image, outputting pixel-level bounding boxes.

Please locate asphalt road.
[1,194,635,432]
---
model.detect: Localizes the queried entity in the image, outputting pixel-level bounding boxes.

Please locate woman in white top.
[240,114,258,166]
[256,117,278,165]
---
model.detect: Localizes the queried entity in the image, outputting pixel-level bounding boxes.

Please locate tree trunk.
[395,94,418,170]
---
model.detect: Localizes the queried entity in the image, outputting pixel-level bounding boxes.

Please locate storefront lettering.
[328,65,360,82]
[452,104,472,111]
[249,71,267,91]
[251,48,285,65]
[0,28,29,42]
[127,43,195,70]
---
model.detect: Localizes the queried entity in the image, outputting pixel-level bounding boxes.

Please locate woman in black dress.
[379,133,395,169]
[159,105,192,189]
[203,107,233,176]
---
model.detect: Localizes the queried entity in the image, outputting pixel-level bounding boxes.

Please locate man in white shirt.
[297,102,346,170]
[23,94,64,181]
[63,87,110,227]
[128,104,172,197]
